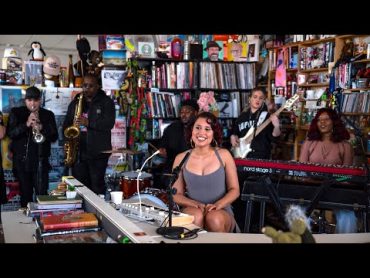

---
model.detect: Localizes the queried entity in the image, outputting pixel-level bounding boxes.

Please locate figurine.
[28,41,46,61]
[262,205,316,244]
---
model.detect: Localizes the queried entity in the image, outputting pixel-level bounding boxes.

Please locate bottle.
[67,54,75,88]
[183,40,190,60]
[171,37,183,60]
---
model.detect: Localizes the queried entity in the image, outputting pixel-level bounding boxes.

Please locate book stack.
[26,195,84,218]
[34,212,102,242]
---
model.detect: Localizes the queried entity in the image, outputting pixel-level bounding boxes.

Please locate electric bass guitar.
[232,94,299,158]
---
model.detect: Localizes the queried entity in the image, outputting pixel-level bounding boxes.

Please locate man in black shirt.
[159,99,199,175]
[7,87,58,208]
[63,74,115,195]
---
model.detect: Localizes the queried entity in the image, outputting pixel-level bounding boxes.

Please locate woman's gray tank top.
[182,148,233,215]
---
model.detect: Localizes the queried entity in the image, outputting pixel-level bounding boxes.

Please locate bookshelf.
[133,57,256,148]
[268,35,370,162]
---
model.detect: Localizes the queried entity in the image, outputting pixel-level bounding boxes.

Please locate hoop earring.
[212,138,218,147]
[190,139,194,148]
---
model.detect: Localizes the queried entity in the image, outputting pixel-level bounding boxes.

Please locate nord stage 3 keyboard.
[235,158,368,183]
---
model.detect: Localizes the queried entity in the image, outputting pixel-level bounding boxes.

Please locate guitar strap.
[250,110,268,153]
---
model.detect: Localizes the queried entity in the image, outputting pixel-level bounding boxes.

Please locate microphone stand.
[156,166,185,237]
[156,151,190,238]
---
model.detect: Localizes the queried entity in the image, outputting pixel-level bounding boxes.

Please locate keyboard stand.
[241,176,369,233]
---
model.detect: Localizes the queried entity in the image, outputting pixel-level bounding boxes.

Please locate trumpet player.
[7,86,58,208]
[63,74,115,195]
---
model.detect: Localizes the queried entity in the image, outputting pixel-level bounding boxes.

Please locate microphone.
[136,150,160,217]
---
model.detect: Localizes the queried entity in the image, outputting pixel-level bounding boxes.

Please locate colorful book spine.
[41,212,99,231]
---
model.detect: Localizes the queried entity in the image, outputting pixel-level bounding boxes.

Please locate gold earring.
[212,138,218,147]
[190,139,194,148]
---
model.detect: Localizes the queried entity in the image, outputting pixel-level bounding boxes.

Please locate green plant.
[67,185,75,191]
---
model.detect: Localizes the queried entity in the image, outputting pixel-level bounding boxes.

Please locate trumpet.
[31,106,45,144]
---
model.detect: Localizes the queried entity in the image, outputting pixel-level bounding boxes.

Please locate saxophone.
[64,93,84,167]
[31,106,45,144]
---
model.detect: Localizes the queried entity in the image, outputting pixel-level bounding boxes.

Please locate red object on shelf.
[171,37,183,60]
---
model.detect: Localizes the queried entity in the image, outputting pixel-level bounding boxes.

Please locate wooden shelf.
[336,34,369,40]
[343,87,370,92]
[353,59,370,64]
[299,83,329,87]
[300,68,329,73]
[267,42,300,49]
[300,37,336,46]
[270,68,298,73]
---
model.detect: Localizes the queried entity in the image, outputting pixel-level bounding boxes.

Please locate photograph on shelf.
[353,36,370,56]
[138,42,155,58]
[101,69,127,90]
[202,40,224,60]
[2,57,22,71]
[227,42,248,61]
[297,73,308,85]
[0,86,24,113]
[247,38,260,62]
[24,61,43,85]
[101,49,126,66]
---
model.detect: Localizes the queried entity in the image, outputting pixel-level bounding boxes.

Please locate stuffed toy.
[262,205,316,244]
[28,41,46,61]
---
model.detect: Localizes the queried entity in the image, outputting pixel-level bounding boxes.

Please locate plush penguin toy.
[28,41,46,61]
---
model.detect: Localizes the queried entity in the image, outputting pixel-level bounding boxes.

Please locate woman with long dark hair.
[299,107,356,233]
[172,112,240,232]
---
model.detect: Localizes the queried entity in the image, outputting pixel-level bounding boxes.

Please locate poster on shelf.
[138,42,155,58]
[247,38,260,62]
[227,42,248,61]
[101,69,127,90]
[0,86,24,113]
[42,87,81,115]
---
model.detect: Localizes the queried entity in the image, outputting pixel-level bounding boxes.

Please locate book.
[34,226,101,240]
[36,195,83,205]
[42,231,110,243]
[41,212,99,231]
[32,202,83,210]
[26,202,84,218]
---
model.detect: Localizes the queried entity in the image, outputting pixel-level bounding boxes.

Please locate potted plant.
[66,185,77,199]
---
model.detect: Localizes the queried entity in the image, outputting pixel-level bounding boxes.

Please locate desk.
[3,211,370,243]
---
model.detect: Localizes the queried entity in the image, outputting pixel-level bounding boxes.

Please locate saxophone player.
[63,74,115,195]
[7,86,58,208]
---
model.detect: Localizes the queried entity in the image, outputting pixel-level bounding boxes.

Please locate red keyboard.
[235,158,368,183]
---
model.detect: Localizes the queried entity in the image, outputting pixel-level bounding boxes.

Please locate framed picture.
[247,38,260,62]
[0,86,24,113]
[101,69,127,90]
[227,42,247,61]
[24,61,43,85]
[138,42,155,58]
